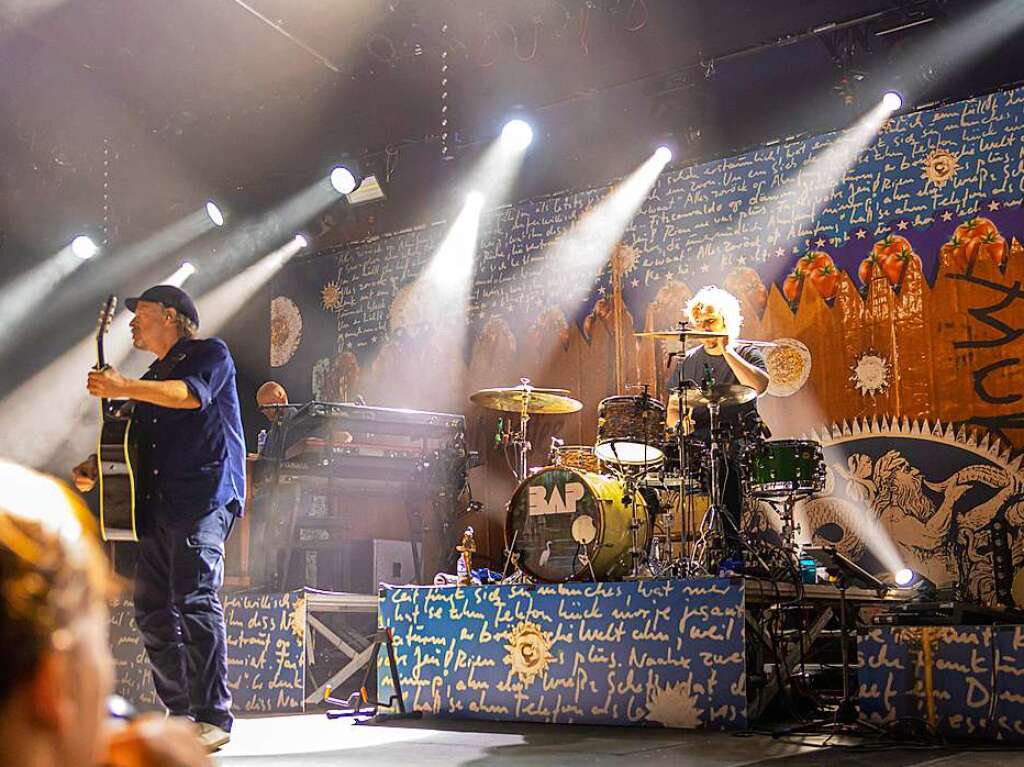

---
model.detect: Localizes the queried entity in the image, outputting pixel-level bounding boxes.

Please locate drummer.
[666,286,769,557]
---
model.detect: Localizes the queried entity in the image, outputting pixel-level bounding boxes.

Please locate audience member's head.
[0,460,112,767]
[256,381,288,422]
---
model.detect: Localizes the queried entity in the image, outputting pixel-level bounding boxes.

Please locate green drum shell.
[506,467,650,582]
[742,439,824,498]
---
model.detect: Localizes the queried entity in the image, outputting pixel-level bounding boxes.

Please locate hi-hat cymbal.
[635,329,728,340]
[470,385,583,414]
[688,384,757,407]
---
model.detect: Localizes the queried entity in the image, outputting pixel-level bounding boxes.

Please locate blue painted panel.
[111,590,306,716]
[378,578,746,729]
[858,625,1024,741]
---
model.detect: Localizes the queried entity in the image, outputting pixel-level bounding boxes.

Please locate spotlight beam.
[0,244,93,359]
[890,0,1024,105]
[541,148,671,284]
[0,264,196,472]
[179,179,337,284]
[196,236,308,336]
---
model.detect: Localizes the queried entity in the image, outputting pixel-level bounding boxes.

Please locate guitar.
[95,295,139,542]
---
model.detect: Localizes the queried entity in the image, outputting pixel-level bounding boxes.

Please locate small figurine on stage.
[456,527,476,586]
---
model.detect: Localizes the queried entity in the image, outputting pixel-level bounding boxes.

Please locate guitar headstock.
[97,295,117,337]
[95,295,117,371]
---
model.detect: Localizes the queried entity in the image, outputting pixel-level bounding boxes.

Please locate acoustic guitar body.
[97,402,139,541]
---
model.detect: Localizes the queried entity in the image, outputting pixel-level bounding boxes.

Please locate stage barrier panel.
[110,591,306,715]
[858,625,1024,741]
[377,577,747,729]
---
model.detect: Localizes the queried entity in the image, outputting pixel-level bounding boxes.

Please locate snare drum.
[551,444,602,474]
[595,395,666,467]
[741,439,824,498]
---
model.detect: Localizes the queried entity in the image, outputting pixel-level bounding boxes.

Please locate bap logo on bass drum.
[528,482,585,516]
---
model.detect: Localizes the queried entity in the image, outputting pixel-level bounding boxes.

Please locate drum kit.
[470,327,827,585]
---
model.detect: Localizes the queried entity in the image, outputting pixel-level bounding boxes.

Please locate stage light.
[466,190,485,208]
[654,146,673,164]
[293,233,309,249]
[893,567,937,595]
[330,166,358,195]
[882,91,903,112]
[70,235,98,260]
[179,261,196,278]
[206,201,225,227]
[501,119,534,150]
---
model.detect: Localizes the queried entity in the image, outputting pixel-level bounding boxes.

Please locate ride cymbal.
[469,385,583,414]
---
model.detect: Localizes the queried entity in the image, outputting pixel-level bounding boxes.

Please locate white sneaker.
[195,721,231,752]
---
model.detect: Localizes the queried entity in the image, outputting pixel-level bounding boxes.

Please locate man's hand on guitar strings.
[87,365,129,399]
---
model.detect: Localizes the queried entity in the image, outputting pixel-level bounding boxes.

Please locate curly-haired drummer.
[666,286,769,561]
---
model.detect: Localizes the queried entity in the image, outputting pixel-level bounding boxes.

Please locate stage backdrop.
[268,86,1024,598]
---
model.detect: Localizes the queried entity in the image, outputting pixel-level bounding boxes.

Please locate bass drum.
[506,467,650,582]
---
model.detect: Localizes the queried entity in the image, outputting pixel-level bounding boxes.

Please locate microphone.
[702,363,716,390]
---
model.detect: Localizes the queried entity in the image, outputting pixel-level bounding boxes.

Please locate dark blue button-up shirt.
[133,336,246,520]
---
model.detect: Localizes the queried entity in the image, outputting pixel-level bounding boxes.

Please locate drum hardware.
[470,379,583,482]
[689,382,760,575]
[501,529,521,580]
[576,551,597,582]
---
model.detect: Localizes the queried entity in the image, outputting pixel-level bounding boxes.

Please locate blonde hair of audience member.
[0,461,210,767]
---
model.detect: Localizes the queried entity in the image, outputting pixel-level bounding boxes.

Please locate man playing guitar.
[72,285,244,752]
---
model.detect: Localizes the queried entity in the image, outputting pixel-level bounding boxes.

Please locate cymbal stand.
[511,377,533,482]
[602,458,647,580]
[691,398,726,574]
[674,381,707,578]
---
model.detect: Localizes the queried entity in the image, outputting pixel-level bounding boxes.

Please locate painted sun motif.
[289,596,306,642]
[321,280,343,312]
[503,621,554,686]
[645,674,706,728]
[270,296,302,368]
[922,147,959,188]
[851,351,891,397]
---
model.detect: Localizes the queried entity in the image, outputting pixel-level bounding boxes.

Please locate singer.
[665,286,769,560]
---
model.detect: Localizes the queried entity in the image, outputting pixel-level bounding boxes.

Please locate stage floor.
[213,714,1022,766]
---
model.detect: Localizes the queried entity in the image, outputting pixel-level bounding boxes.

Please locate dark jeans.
[134,505,235,731]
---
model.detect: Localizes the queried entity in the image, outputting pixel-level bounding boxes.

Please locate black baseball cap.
[125,285,200,327]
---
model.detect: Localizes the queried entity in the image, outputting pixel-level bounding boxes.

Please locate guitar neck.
[96,316,108,413]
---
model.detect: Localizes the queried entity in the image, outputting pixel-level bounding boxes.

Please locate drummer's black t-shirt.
[667,344,767,439]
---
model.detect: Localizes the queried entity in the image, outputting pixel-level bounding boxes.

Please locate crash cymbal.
[635,329,728,340]
[689,384,757,407]
[470,386,583,414]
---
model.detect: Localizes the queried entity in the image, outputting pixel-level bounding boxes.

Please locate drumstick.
[732,339,779,348]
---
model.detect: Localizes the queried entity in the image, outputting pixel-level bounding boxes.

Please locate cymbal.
[688,384,757,407]
[470,386,584,414]
[635,330,728,340]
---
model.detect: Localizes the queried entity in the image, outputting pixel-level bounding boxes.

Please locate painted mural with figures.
[270,85,1024,591]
